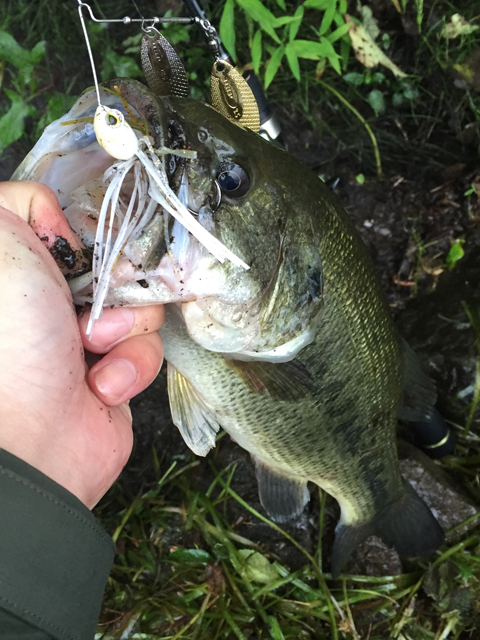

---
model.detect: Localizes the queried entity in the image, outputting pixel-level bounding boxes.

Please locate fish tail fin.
[331,482,445,578]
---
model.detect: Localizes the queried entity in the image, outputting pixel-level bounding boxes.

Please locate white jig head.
[93,105,139,160]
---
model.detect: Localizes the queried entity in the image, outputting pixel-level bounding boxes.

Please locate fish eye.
[216,163,250,197]
[106,113,121,127]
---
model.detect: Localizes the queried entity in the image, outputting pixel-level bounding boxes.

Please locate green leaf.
[368,88,386,114]
[274,16,299,26]
[0,31,46,85]
[264,45,285,88]
[403,85,419,100]
[289,6,304,42]
[392,92,406,107]
[268,615,286,640]
[46,93,76,121]
[0,31,46,68]
[236,0,281,43]
[162,12,191,45]
[372,71,386,83]
[285,42,301,80]
[304,0,331,9]
[0,89,34,153]
[238,550,280,583]
[327,21,350,43]
[288,39,329,59]
[340,34,351,70]
[168,548,213,564]
[343,71,365,85]
[381,32,391,50]
[355,173,365,184]
[275,0,286,9]
[446,240,465,270]
[36,93,77,136]
[182,588,204,602]
[100,48,142,80]
[122,33,143,55]
[319,0,337,35]
[220,0,236,62]
[319,36,341,73]
[251,30,262,75]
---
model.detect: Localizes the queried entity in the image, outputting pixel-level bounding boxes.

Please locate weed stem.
[314,79,382,179]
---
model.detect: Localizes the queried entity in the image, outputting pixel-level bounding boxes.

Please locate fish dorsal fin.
[167,362,221,456]
[398,337,437,421]
[252,456,310,523]
[225,359,313,401]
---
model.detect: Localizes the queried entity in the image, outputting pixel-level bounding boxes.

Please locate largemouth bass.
[13,78,444,576]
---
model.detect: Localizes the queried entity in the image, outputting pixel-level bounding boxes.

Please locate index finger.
[78,305,165,353]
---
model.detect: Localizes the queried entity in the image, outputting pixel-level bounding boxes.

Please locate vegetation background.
[0,0,480,638]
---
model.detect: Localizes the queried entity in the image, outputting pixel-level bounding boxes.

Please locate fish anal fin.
[227,359,313,401]
[252,456,310,523]
[167,362,221,457]
[331,481,444,579]
[330,522,374,579]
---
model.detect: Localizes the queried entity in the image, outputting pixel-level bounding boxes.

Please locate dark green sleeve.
[0,449,115,640]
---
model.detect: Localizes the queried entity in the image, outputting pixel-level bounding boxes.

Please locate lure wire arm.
[77,1,197,26]
[77,2,102,105]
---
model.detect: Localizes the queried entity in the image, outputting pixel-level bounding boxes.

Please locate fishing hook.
[188,180,222,216]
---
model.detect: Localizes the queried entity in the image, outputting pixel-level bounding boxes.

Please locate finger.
[79,305,165,353]
[0,206,72,295]
[87,332,163,405]
[0,181,88,277]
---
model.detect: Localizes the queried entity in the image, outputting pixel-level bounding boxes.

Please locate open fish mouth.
[13,78,323,361]
[13,80,248,328]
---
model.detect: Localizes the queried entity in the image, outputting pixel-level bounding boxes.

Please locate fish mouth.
[13,79,319,360]
[13,79,238,313]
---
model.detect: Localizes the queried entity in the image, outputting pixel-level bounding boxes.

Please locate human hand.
[0,181,164,508]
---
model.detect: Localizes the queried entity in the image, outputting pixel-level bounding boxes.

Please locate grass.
[94,428,480,639]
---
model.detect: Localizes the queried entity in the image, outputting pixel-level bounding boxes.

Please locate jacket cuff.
[0,448,114,640]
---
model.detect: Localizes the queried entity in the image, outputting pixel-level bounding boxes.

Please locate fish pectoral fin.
[252,456,310,523]
[226,359,313,401]
[167,362,222,457]
[331,481,445,579]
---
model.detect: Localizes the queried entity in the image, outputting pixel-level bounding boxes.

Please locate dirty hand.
[0,181,164,509]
